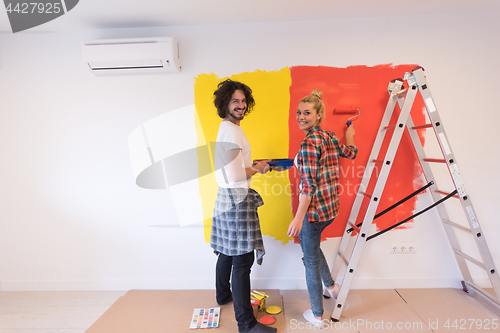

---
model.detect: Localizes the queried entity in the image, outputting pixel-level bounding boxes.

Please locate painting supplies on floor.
[250,292,281,327]
[333,106,360,127]
[258,315,276,325]
[251,290,269,311]
[265,305,282,315]
[189,307,220,329]
[251,299,261,317]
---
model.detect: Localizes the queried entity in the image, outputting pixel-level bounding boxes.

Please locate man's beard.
[228,108,245,120]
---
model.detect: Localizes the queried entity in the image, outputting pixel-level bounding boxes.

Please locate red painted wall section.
[288,65,427,242]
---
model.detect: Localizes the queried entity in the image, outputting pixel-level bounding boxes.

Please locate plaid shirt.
[296,126,358,223]
[210,187,265,264]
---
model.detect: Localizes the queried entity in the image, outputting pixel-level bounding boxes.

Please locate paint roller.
[333,106,360,127]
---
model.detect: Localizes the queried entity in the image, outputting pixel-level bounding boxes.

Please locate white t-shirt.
[214,121,252,188]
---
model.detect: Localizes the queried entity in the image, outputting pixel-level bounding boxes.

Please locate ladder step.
[424,158,447,163]
[337,251,349,266]
[383,124,396,130]
[371,159,384,164]
[443,219,472,234]
[395,87,409,96]
[411,123,434,130]
[434,189,460,198]
[349,221,360,234]
[455,251,486,270]
[359,191,372,199]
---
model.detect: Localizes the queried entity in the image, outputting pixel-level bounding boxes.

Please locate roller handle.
[347,120,352,127]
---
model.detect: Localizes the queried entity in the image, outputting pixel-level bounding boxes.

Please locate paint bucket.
[251,299,261,317]
[250,290,268,311]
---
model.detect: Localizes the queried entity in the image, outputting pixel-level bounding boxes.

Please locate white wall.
[0,10,499,291]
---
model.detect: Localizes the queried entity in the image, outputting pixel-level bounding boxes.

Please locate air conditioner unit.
[82,37,181,74]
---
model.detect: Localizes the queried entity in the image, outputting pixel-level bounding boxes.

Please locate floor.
[0,291,126,333]
[0,288,498,332]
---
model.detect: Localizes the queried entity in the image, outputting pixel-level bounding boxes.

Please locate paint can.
[251,299,261,317]
[250,290,268,311]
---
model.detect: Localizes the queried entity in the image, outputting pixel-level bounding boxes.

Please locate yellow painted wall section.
[194,69,294,244]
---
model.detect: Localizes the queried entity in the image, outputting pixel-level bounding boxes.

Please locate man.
[210,79,277,333]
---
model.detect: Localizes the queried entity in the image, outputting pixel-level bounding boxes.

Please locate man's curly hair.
[213,79,255,119]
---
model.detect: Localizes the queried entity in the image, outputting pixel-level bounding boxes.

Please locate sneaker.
[303,309,323,329]
[323,284,339,299]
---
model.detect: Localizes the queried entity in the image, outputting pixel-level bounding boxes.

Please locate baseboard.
[250,277,472,290]
[0,277,492,291]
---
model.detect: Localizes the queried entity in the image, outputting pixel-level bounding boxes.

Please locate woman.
[287,90,357,328]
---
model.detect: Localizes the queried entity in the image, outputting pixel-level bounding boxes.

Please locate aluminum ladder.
[328,66,500,321]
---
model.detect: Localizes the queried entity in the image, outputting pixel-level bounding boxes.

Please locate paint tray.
[253,159,293,170]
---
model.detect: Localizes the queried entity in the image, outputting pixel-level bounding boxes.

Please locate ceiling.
[1,0,499,33]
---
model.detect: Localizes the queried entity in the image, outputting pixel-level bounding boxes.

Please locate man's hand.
[252,160,271,174]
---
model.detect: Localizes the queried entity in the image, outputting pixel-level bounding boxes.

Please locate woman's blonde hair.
[300,89,325,125]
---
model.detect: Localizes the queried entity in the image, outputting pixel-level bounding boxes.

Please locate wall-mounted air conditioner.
[82,37,181,74]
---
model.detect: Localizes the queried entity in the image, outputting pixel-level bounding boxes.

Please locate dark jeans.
[216,251,257,332]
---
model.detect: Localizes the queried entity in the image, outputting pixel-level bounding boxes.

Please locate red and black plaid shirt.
[296,126,358,223]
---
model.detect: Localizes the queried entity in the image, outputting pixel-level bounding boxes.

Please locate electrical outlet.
[391,243,416,254]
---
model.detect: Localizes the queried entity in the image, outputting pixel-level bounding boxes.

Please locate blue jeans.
[299,214,335,318]
[215,251,257,332]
